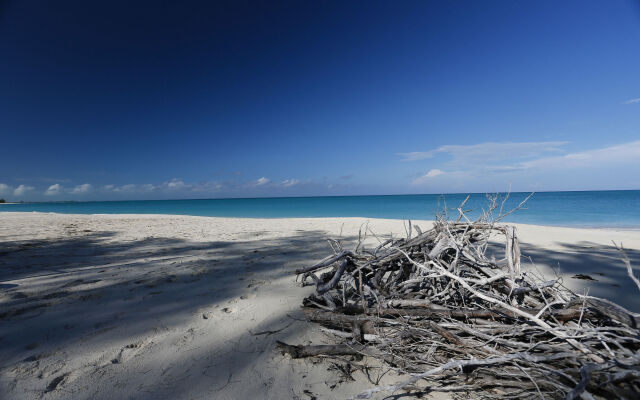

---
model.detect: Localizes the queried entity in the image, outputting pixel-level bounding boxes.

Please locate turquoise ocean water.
[1,191,639,229]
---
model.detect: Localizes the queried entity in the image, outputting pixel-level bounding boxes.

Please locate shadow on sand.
[0,229,373,399]
[519,240,640,312]
[1,228,638,399]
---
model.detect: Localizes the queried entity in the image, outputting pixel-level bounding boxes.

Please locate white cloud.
[107,180,226,195]
[161,179,224,193]
[190,181,223,192]
[623,97,640,104]
[408,140,640,190]
[399,141,568,163]
[425,169,444,178]
[255,177,270,186]
[112,183,156,193]
[45,184,63,196]
[515,140,640,170]
[412,169,444,185]
[165,178,188,190]
[13,185,34,197]
[71,183,92,194]
[281,178,300,187]
[113,184,136,193]
[2,176,329,199]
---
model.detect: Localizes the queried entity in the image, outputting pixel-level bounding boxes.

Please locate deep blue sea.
[1,191,639,229]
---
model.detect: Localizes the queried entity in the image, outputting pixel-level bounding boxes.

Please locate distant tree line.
[0,198,5,203]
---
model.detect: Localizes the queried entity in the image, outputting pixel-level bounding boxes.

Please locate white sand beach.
[1,212,639,400]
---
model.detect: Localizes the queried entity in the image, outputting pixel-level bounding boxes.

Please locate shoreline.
[1,212,639,399]
[1,210,640,232]
[1,189,638,230]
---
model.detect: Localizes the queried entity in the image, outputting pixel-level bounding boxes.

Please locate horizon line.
[2,188,639,204]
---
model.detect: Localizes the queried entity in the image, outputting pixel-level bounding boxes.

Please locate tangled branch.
[279,194,640,399]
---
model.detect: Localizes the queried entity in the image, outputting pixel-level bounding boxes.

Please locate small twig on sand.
[613,241,640,291]
[249,321,294,336]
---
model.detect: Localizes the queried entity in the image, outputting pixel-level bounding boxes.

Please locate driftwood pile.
[278,197,640,399]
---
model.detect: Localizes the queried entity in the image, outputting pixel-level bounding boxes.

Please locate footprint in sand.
[202,311,214,319]
[22,351,54,363]
[175,328,196,347]
[110,339,151,364]
[221,307,236,314]
[46,373,69,392]
[246,280,268,289]
[38,339,148,394]
[45,370,81,393]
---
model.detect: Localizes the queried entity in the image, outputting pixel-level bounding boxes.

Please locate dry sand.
[0,212,639,400]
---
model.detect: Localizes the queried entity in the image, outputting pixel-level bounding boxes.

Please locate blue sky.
[1,0,639,201]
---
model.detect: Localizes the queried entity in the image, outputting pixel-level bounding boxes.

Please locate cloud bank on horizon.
[2,140,638,202]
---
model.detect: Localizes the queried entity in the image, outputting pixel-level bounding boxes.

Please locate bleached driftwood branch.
[278,194,640,399]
